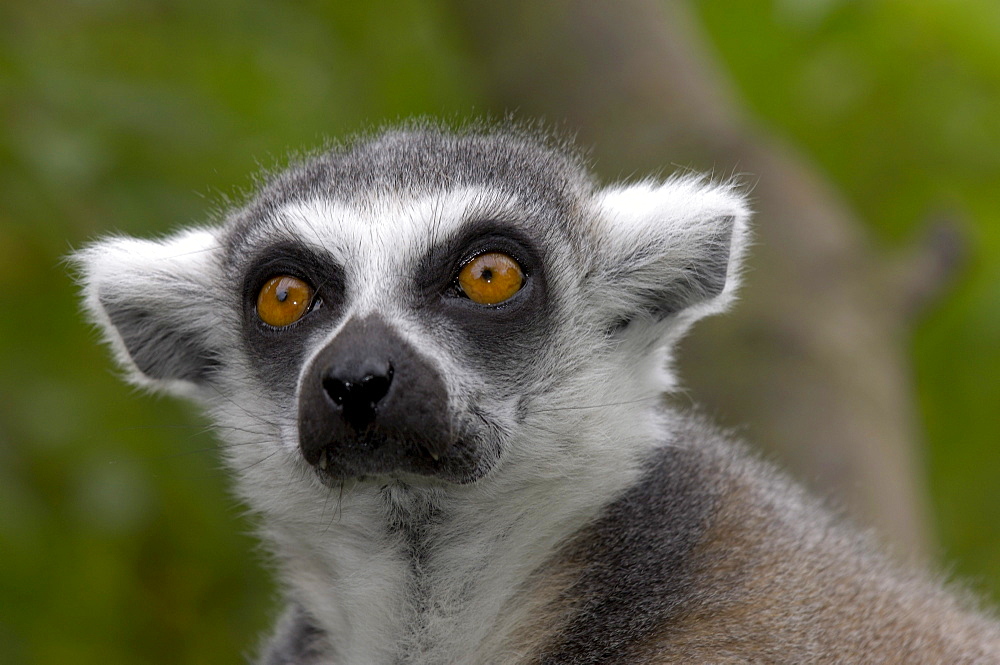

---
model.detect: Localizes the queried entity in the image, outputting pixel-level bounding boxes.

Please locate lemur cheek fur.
[77,125,1000,664]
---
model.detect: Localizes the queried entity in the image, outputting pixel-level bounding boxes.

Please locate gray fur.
[98,287,220,382]
[532,431,721,664]
[75,125,999,664]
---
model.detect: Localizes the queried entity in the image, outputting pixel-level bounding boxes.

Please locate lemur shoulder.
[77,126,1000,664]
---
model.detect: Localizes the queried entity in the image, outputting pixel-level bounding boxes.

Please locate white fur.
[590,177,750,344]
[75,228,226,398]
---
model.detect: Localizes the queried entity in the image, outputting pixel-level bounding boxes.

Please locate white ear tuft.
[73,228,225,393]
[587,176,750,331]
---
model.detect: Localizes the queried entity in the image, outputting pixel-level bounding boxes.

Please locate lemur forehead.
[262,188,530,261]
[222,129,592,264]
[225,186,548,272]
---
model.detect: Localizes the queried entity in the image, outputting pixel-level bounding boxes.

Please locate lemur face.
[226,188,564,485]
[77,127,747,497]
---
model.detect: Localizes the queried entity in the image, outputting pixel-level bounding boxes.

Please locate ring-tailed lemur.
[77,126,1000,664]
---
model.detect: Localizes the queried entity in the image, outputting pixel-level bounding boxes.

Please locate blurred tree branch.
[448,0,956,556]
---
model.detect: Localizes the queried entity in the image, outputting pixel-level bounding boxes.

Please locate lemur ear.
[74,229,224,392]
[587,178,750,330]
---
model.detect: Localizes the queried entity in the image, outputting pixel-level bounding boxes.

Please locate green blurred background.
[1,1,998,663]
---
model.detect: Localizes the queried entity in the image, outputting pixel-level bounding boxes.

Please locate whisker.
[529,395,662,414]
[234,449,282,474]
[209,384,276,428]
[153,439,272,461]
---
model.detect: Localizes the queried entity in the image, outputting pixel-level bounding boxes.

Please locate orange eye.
[256,275,314,327]
[457,252,524,305]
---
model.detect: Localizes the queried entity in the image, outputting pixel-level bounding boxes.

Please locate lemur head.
[77,127,748,507]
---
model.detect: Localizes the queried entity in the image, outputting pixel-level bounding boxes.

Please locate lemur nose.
[322,365,394,430]
[298,315,454,475]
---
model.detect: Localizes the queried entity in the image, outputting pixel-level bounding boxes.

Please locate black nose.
[322,365,393,430]
[297,315,456,477]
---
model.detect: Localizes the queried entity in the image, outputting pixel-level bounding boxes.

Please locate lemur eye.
[256,275,314,327]
[457,252,524,305]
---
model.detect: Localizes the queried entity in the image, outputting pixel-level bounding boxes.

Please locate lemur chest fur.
[276,481,581,664]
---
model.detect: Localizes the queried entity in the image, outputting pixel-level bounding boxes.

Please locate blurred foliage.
[0,0,997,662]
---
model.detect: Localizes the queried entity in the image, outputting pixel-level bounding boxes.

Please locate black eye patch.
[239,241,347,395]
[415,219,539,298]
[414,219,552,372]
